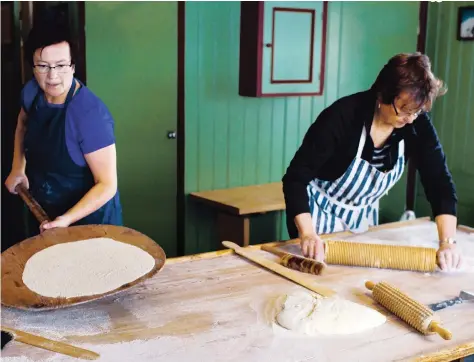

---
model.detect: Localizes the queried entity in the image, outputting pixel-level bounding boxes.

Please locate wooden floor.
[1,219,474,362]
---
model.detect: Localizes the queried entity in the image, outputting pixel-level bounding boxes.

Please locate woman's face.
[32,41,75,101]
[378,91,424,128]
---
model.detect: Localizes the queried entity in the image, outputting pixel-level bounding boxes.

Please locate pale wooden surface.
[189,181,285,215]
[2,219,474,362]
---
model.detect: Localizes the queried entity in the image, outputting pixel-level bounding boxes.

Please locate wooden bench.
[189,182,285,247]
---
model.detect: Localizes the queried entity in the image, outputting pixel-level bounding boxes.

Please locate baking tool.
[325,240,437,272]
[260,245,326,275]
[1,184,166,311]
[1,326,99,359]
[365,280,452,340]
[222,241,336,298]
[428,290,474,311]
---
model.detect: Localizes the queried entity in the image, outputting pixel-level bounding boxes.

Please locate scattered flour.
[1,306,112,341]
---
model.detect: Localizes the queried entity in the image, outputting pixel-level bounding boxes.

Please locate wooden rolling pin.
[1,326,99,359]
[325,240,437,272]
[15,184,50,223]
[222,241,336,298]
[365,281,452,340]
[261,245,326,275]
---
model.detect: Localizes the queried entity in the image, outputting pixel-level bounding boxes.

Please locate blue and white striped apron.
[307,126,405,234]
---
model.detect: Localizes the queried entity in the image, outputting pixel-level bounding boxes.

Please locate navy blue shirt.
[21,78,116,166]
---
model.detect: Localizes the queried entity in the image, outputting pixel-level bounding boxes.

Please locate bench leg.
[217,212,250,247]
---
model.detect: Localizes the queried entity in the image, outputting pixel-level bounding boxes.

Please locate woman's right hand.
[300,232,326,261]
[5,170,29,194]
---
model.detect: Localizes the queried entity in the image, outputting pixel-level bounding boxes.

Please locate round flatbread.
[22,238,155,298]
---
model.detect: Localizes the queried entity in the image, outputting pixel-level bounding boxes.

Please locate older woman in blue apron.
[282,53,461,271]
[4,11,122,236]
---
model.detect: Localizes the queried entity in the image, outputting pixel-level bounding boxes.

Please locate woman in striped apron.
[282,53,462,271]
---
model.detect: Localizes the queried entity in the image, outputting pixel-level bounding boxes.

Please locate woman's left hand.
[437,243,463,271]
[40,215,72,232]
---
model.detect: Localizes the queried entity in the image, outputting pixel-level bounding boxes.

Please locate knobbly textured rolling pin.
[325,240,437,272]
[365,281,452,340]
[261,245,326,275]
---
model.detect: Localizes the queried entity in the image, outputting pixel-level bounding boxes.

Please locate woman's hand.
[5,170,29,194]
[437,243,463,271]
[300,232,326,261]
[40,215,72,233]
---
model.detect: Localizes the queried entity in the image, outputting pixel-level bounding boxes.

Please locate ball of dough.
[276,291,386,335]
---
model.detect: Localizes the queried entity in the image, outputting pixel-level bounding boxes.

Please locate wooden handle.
[365,281,375,291]
[261,245,326,275]
[428,321,453,340]
[15,184,51,223]
[1,326,99,360]
[222,241,335,298]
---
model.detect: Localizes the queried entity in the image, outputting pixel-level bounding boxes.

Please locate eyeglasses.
[33,63,72,74]
[392,100,422,118]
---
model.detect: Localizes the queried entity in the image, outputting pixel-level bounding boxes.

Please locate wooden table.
[189,182,285,247]
[2,218,474,362]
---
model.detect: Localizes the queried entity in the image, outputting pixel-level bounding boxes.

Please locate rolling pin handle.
[15,184,51,224]
[428,321,452,340]
[365,281,376,291]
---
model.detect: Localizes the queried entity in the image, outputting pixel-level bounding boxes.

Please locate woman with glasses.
[4,11,122,236]
[282,53,461,271]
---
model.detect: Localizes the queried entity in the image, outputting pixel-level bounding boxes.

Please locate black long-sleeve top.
[282,89,457,222]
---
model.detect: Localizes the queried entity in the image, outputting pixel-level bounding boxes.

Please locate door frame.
[405,1,428,211]
[177,1,186,255]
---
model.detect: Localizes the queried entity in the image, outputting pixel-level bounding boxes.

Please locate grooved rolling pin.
[365,281,452,340]
[325,240,437,272]
[261,245,326,275]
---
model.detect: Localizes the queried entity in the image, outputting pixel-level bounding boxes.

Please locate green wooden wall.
[85,2,179,256]
[415,1,474,226]
[184,1,420,254]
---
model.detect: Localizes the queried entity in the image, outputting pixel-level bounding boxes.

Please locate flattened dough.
[23,238,155,298]
[276,291,386,335]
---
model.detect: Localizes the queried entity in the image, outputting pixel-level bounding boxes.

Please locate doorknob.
[167,131,177,139]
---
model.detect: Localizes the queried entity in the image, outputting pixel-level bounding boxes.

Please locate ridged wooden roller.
[325,240,437,272]
[260,245,326,275]
[366,281,452,340]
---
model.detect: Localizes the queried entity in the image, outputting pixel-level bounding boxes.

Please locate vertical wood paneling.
[415,1,474,226]
[185,1,420,254]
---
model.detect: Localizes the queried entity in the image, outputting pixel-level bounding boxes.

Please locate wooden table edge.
[189,193,242,215]
[189,182,285,216]
[410,341,474,362]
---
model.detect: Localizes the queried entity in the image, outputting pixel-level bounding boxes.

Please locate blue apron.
[307,126,405,235]
[23,79,122,237]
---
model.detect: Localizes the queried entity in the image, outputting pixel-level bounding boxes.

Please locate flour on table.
[22,238,155,298]
[275,291,386,336]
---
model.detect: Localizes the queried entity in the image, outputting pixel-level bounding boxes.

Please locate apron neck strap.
[356,126,367,158]
[64,78,77,105]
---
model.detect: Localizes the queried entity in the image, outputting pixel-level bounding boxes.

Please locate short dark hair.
[371,52,446,111]
[24,6,77,67]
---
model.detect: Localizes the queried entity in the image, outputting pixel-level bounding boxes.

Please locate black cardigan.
[282,88,457,223]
